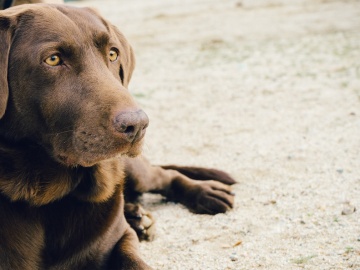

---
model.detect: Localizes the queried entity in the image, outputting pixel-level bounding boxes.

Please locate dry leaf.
[233,241,242,247]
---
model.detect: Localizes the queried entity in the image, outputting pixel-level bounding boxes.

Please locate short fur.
[0,4,235,269]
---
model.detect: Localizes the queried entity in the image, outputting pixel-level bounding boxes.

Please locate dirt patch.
[73,0,360,268]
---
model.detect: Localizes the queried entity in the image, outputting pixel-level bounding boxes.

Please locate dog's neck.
[0,139,124,206]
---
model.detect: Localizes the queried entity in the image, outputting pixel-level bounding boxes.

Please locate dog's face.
[0,4,148,167]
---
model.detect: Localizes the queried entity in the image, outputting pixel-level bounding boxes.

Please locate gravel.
[71,0,360,269]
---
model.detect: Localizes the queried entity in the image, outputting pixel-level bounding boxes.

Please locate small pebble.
[235,2,243,8]
[230,253,238,262]
[341,204,356,215]
[263,200,277,205]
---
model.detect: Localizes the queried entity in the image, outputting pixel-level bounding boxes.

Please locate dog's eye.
[45,54,62,66]
[109,49,118,62]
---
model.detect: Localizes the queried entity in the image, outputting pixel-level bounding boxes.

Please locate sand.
[71,0,360,269]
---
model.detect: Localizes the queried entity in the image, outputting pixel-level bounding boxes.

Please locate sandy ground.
[70,0,360,269]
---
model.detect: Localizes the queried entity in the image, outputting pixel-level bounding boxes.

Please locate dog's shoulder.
[0,141,75,205]
[0,141,127,268]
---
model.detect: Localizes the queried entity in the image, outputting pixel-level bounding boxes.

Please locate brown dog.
[0,4,235,269]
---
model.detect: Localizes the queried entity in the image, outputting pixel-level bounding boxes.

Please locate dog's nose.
[113,110,149,142]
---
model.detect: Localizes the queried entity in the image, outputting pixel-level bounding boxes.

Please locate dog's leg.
[123,156,235,215]
[107,226,152,270]
[160,165,236,185]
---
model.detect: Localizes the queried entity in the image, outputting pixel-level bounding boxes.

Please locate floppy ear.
[0,15,12,118]
[110,26,136,88]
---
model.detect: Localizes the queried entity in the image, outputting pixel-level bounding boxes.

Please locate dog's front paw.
[176,180,235,215]
[124,203,155,241]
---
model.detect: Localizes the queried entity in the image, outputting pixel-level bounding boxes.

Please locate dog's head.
[0,4,149,167]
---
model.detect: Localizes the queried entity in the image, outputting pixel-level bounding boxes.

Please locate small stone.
[263,200,277,205]
[230,253,238,261]
[341,204,356,215]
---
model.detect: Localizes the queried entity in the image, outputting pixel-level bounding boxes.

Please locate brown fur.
[0,3,235,269]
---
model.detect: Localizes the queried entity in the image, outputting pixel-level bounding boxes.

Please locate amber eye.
[109,49,118,62]
[45,54,62,66]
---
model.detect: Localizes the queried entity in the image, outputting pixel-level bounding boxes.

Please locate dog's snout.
[113,110,149,142]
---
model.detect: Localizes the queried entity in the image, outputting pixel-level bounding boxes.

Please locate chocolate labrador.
[0,4,235,269]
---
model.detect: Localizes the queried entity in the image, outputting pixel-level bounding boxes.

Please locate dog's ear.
[110,26,136,88]
[0,6,26,118]
[0,15,12,118]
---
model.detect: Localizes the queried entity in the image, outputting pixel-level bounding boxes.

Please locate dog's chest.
[0,197,45,269]
[0,192,124,269]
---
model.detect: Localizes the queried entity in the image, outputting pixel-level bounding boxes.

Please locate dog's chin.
[56,140,144,168]
[124,141,144,158]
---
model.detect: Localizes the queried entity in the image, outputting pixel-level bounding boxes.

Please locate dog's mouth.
[57,154,81,167]
[50,109,149,167]
[55,131,146,167]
